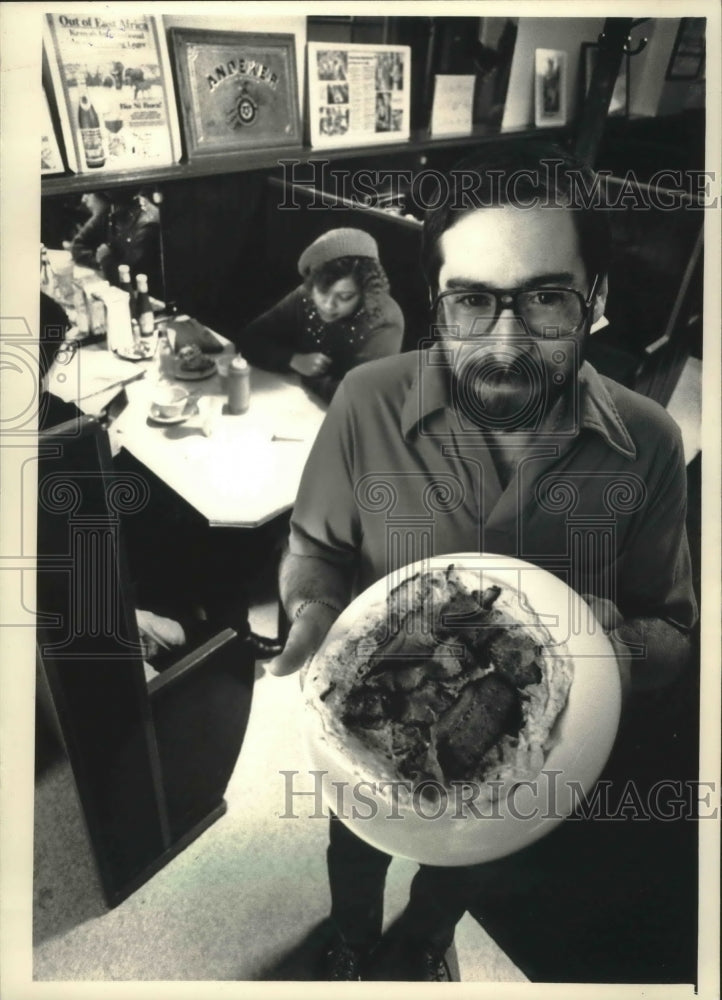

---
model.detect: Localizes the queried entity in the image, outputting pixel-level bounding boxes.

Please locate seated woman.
[239,228,404,403]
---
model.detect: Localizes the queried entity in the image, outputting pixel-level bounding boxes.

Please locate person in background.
[66,188,161,290]
[239,229,404,404]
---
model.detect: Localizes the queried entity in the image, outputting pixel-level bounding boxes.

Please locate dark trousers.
[328,812,477,954]
[326,683,699,980]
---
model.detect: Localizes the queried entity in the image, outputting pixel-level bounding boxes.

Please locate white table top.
[47,332,327,528]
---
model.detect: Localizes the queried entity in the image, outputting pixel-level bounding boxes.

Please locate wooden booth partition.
[36,417,255,907]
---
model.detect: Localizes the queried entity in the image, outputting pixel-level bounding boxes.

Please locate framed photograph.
[580,42,628,118]
[666,17,706,81]
[534,48,567,127]
[307,42,411,149]
[169,28,302,158]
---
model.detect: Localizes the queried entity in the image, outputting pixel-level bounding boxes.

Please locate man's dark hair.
[421,140,611,294]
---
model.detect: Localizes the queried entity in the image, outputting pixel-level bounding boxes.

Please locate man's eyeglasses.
[432,275,600,339]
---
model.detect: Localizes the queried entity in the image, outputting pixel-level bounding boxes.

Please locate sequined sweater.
[239,285,404,403]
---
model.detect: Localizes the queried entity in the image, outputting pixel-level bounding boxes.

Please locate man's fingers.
[266,604,340,677]
[266,648,302,677]
[582,594,623,633]
[265,613,329,677]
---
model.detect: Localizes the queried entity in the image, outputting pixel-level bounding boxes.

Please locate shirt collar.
[401,350,637,461]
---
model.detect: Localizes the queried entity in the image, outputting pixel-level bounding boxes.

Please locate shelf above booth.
[41,125,571,197]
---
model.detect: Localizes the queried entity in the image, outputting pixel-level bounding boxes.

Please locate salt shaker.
[227,354,250,414]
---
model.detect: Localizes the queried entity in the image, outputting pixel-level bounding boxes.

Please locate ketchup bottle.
[227,354,250,414]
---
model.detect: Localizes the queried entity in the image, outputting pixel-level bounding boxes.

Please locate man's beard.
[451,346,571,432]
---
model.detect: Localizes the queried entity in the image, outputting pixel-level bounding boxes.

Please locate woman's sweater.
[239,285,404,403]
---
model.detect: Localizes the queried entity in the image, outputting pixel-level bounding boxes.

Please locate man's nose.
[490,312,529,343]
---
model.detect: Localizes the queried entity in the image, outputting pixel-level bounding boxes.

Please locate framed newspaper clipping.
[43,12,181,174]
[307,42,411,149]
[169,28,302,158]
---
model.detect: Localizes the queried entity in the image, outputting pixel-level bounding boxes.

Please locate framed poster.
[307,42,411,149]
[43,12,181,174]
[169,29,302,157]
[666,17,706,81]
[534,48,567,127]
[41,88,64,175]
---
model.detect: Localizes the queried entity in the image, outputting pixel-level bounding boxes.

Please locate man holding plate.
[267,142,698,982]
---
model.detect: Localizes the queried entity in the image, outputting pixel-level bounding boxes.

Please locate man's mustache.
[456,347,542,386]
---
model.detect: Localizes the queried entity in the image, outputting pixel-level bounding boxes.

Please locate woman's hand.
[290,352,332,377]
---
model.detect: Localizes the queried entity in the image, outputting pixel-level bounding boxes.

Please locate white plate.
[148,401,198,425]
[304,553,621,866]
[172,358,217,381]
[115,342,156,362]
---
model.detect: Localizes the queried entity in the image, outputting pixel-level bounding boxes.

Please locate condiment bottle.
[72,281,90,338]
[87,279,109,338]
[117,264,135,319]
[227,354,250,414]
[40,244,57,298]
[135,273,154,337]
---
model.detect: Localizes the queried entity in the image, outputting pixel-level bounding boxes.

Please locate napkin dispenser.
[104,287,134,354]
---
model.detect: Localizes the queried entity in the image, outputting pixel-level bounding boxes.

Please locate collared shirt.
[290,350,697,630]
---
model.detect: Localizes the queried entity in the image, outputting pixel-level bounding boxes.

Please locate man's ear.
[591,273,609,325]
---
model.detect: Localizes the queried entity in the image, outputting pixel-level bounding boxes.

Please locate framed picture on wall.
[43,12,181,174]
[41,88,65,175]
[534,48,567,127]
[169,28,302,158]
[666,17,706,81]
[307,42,411,149]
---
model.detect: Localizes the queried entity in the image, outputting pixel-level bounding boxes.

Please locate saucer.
[148,401,199,425]
[116,340,157,362]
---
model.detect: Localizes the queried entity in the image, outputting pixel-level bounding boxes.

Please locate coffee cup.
[152,386,189,419]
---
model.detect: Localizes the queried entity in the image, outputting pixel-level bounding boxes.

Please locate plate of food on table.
[173,344,218,380]
[304,553,622,865]
[115,336,158,362]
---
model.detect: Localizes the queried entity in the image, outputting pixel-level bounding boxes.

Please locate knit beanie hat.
[297,228,379,277]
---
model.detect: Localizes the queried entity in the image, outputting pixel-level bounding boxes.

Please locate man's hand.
[583,595,634,700]
[583,594,691,696]
[266,602,340,679]
[290,352,332,378]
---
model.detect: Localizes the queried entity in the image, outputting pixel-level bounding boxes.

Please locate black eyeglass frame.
[431,274,601,339]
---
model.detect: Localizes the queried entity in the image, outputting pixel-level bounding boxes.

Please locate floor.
[32,599,527,983]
